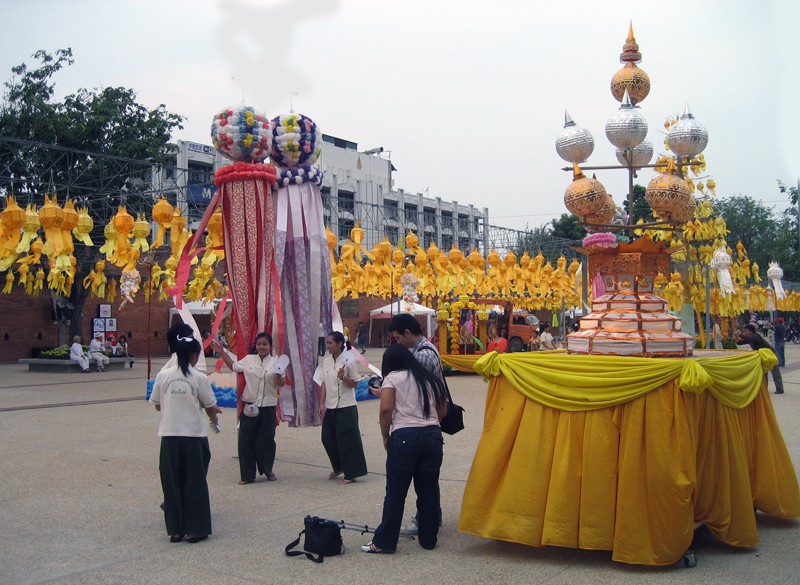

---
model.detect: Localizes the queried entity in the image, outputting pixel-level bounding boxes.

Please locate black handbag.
[285,516,344,563]
[416,345,465,435]
[439,377,465,435]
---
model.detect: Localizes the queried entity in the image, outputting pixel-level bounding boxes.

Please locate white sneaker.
[400,520,418,536]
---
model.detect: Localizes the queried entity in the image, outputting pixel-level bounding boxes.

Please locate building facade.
[160,135,490,253]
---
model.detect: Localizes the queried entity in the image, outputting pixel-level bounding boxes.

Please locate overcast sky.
[1,0,797,232]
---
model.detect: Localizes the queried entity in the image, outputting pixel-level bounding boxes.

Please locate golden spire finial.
[620,22,642,64]
[572,162,585,179]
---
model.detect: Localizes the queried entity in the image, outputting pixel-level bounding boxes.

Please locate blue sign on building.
[187,183,215,205]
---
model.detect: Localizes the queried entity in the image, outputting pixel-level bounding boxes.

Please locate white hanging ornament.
[710,246,735,297]
[767,261,786,301]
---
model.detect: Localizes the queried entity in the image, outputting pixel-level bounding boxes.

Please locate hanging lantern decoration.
[767,261,786,301]
[201,208,224,266]
[38,195,65,258]
[605,89,648,150]
[645,158,694,225]
[710,245,735,297]
[169,209,189,260]
[72,206,94,246]
[564,163,608,222]
[555,111,595,163]
[666,104,709,159]
[610,22,650,105]
[111,205,135,267]
[98,221,118,260]
[1,196,26,254]
[60,199,79,257]
[119,268,141,308]
[16,204,40,254]
[151,198,174,247]
[131,213,151,252]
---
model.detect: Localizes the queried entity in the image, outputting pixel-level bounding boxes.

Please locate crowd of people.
[69,332,134,372]
[150,314,448,552]
[144,307,790,547]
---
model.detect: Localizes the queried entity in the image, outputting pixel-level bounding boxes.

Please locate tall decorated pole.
[269,113,334,427]
[210,107,276,411]
[163,106,277,414]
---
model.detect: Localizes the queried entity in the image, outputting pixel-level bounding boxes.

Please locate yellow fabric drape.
[465,349,775,411]
[458,351,799,566]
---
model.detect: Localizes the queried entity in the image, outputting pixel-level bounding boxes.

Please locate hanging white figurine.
[710,246,734,297]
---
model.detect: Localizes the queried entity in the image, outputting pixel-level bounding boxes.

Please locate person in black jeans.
[735,324,784,394]
[361,343,447,553]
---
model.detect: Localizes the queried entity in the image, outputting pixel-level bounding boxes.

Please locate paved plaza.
[0,346,798,585]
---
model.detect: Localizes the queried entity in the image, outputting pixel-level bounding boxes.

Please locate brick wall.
[0,289,436,363]
[0,286,175,362]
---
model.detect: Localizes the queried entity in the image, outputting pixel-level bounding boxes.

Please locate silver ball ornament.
[605,90,648,150]
[556,111,595,163]
[667,105,708,158]
[615,140,653,167]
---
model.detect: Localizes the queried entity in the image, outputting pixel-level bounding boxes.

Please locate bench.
[18,357,136,373]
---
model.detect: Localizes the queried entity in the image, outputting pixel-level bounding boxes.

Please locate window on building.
[339,217,354,241]
[338,191,355,214]
[384,199,398,221]
[404,205,418,225]
[187,161,213,185]
[441,233,453,250]
[384,225,398,242]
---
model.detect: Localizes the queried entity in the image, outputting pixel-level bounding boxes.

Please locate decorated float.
[456,24,800,566]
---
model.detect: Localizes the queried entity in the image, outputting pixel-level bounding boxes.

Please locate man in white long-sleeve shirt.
[70,336,90,372]
[89,332,110,372]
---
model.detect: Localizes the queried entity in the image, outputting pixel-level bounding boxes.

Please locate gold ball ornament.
[645,158,695,225]
[610,23,650,105]
[583,193,616,230]
[564,163,608,221]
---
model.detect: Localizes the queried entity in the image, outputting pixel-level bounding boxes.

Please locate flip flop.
[239,479,254,485]
[338,478,355,485]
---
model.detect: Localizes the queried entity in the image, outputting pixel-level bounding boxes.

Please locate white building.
[162,135,489,252]
[320,134,489,252]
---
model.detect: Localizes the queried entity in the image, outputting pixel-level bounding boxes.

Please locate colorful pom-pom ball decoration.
[270,113,322,168]
[210,106,272,163]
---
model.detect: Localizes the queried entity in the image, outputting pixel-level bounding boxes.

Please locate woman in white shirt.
[318,331,367,484]
[150,336,221,543]
[213,333,283,484]
[539,323,557,350]
[361,343,447,554]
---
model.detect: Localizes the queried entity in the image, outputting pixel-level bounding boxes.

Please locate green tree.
[549,213,586,240]
[774,181,799,281]
[622,184,650,224]
[711,194,795,278]
[0,48,184,337]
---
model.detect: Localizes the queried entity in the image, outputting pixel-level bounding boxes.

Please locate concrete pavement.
[0,346,798,585]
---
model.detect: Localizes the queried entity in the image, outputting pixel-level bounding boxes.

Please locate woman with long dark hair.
[318,331,367,484]
[361,343,447,554]
[150,336,221,543]
[213,332,283,484]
